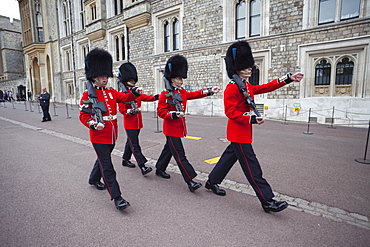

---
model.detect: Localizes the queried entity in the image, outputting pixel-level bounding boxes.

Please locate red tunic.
[118,94,157,129]
[79,86,137,144]
[157,88,208,137]
[224,79,286,143]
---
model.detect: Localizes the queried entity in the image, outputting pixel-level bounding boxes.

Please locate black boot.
[155,169,171,179]
[205,180,226,196]
[187,180,202,192]
[114,196,130,210]
[262,200,288,213]
[122,159,135,168]
[139,165,152,176]
[88,180,106,190]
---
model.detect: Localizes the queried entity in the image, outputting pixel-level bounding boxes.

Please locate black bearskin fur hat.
[164,55,188,80]
[85,48,113,80]
[118,62,138,84]
[225,41,255,79]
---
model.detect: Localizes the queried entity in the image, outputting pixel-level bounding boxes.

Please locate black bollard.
[303,108,313,135]
[282,104,288,125]
[328,106,336,129]
[355,120,370,164]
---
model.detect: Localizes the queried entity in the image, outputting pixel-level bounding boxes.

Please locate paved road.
[0,100,369,246]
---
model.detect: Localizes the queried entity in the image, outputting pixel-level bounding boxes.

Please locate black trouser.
[90,143,121,200]
[41,105,51,121]
[208,142,274,203]
[155,136,197,182]
[122,129,147,166]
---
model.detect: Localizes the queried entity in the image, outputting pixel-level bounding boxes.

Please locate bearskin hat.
[85,48,113,80]
[164,55,188,80]
[118,62,138,84]
[224,41,255,79]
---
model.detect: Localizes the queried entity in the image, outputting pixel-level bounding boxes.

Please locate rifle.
[118,81,139,113]
[232,74,261,117]
[163,75,183,112]
[81,80,107,125]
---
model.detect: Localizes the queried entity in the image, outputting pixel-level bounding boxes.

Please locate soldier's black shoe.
[88,180,106,190]
[187,180,202,192]
[114,196,130,210]
[205,180,226,196]
[262,200,288,213]
[140,166,152,176]
[155,170,171,179]
[122,159,135,168]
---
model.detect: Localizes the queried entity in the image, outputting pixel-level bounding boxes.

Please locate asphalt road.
[0,100,369,246]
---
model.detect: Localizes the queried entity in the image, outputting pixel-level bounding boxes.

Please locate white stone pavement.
[1,115,369,231]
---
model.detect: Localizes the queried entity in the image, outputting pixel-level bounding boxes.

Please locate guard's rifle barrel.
[232,74,261,117]
[163,76,183,112]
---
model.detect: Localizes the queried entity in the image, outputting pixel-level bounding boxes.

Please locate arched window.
[115,36,120,61]
[121,35,126,60]
[249,0,260,37]
[164,21,170,52]
[335,57,354,85]
[315,59,331,85]
[173,19,179,51]
[236,1,246,39]
[249,65,259,86]
[35,0,44,41]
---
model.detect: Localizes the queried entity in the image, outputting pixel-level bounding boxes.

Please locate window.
[79,0,85,29]
[153,5,182,54]
[35,0,44,42]
[335,58,354,85]
[249,0,260,37]
[249,66,259,86]
[236,1,246,39]
[62,0,70,36]
[223,0,266,42]
[109,27,127,62]
[315,60,331,85]
[114,0,124,15]
[91,3,97,21]
[78,40,89,68]
[318,0,360,25]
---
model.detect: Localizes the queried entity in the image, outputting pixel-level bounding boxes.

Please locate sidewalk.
[0,100,369,246]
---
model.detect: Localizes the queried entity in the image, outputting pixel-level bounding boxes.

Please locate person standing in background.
[39,88,51,122]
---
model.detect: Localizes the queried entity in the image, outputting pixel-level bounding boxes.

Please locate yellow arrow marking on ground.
[184,136,202,140]
[204,156,220,164]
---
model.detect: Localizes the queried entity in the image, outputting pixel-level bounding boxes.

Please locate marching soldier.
[117,62,158,176]
[206,41,304,213]
[79,48,143,210]
[155,55,220,192]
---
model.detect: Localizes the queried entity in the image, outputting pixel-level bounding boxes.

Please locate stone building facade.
[0,15,26,99]
[16,0,370,126]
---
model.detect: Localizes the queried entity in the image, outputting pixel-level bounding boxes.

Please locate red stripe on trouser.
[93,145,113,198]
[169,137,191,180]
[126,130,140,164]
[237,143,267,202]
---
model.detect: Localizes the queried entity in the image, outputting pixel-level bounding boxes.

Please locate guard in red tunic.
[206,41,304,213]
[155,55,220,192]
[79,48,143,210]
[117,62,158,175]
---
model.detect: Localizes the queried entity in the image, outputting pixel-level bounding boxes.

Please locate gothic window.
[319,0,360,25]
[66,50,71,71]
[154,6,182,54]
[62,1,70,36]
[335,57,354,85]
[115,36,120,61]
[236,1,246,39]
[109,28,127,62]
[91,3,97,21]
[121,36,126,60]
[79,0,85,29]
[249,0,261,37]
[249,66,259,86]
[164,21,170,52]
[173,19,179,51]
[315,59,331,85]
[114,0,124,15]
[35,0,44,42]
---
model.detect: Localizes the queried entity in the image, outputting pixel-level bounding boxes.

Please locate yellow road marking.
[184,136,202,140]
[204,156,220,164]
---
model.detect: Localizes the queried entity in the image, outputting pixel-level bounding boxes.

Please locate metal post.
[303,108,313,135]
[65,102,71,119]
[153,102,157,118]
[29,101,34,112]
[24,100,28,111]
[154,113,162,133]
[282,104,288,125]
[53,102,58,116]
[355,120,370,164]
[328,106,336,129]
